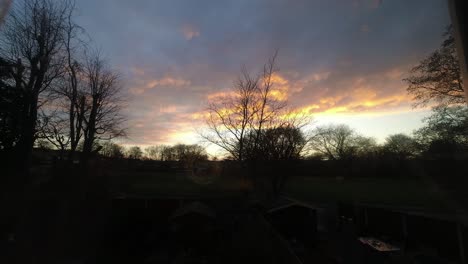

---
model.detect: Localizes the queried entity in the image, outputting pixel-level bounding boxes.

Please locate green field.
[121,171,455,213]
[283,177,452,212]
[122,171,249,198]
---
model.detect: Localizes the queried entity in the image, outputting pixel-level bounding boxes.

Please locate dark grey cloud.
[74,0,451,145]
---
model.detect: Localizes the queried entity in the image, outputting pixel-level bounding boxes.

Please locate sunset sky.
[75,0,450,153]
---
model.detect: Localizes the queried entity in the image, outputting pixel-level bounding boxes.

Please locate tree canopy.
[382,133,419,160]
[309,124,376,161]
[242,125,307,161]
[414,106,468,156]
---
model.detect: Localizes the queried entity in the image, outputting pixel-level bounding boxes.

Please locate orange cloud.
[130,76,191,95]
[124,65,416,152]
[197,70,413,126]
[204,73,294,102]
[292,87,410,117]
[206,91,237,100]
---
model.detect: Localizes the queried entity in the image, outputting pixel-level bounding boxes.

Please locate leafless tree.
[145,144,208,162]
[126,146,142,160]
[0,0,73,167]
[161,145,176,161]
[404,25,465,107]
[204,69,257,161]
[309,124,376,160]
[53,0,87,156]
[99,141,125,158]
[203,51,297,161]
[172,143,208,162]
[37,110,70,156]
[80,52,126,160]
[145,145,163,160]
[250,51,288,155]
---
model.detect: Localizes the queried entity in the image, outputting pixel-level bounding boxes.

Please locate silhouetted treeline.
[0,0,126,177]
[307,105,468,161]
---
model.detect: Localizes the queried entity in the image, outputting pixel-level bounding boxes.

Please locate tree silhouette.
[203,52,308,161]
[144,144,208,162]
[172,144,208,162]
[36,111,70,157]
[404,25,465,107]
[0,57,24,152]
[414,106,468,157]
[52,2,87,157]
[99,141,125,158]
[204,66,261,161]
[0,0,75,168]
[126,146,143,160]
[242,125,307,161]
[382,133,419,160]
[80,52,126,161]
[309,124,376,160]
[145,145,163,160]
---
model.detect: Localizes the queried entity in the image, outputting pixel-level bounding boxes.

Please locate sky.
[74,0,451,152]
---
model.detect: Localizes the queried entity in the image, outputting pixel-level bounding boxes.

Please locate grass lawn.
[283,176,454,213]
[120,169,457,214]
[122,171,249,198]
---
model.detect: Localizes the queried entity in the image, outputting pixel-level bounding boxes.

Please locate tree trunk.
[81,98,97,163]
[15,90,38,178]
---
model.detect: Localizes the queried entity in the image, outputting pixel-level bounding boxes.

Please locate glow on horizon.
[121,107,431,158]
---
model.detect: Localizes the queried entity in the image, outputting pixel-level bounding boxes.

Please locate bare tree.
[37,110,70,157]
[172,143,208,162]
[99,141,124,158]
[80,52,126,161]
[404,25,465,107]
[309,124,376,160]
[204,69,258,161]
[382,133,419,160]
[54,0,87,156]
[161,145,176,161]
[250,51,288,156]
[145,145,163,160]
[145,144,208,162]
[204,52,293,161]
[0,0,73,167]
[126,146,142,160]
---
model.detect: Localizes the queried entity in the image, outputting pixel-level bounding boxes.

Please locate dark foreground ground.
[1,157,467,263]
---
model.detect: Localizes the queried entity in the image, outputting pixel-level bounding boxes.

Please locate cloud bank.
[75,0,450,146]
